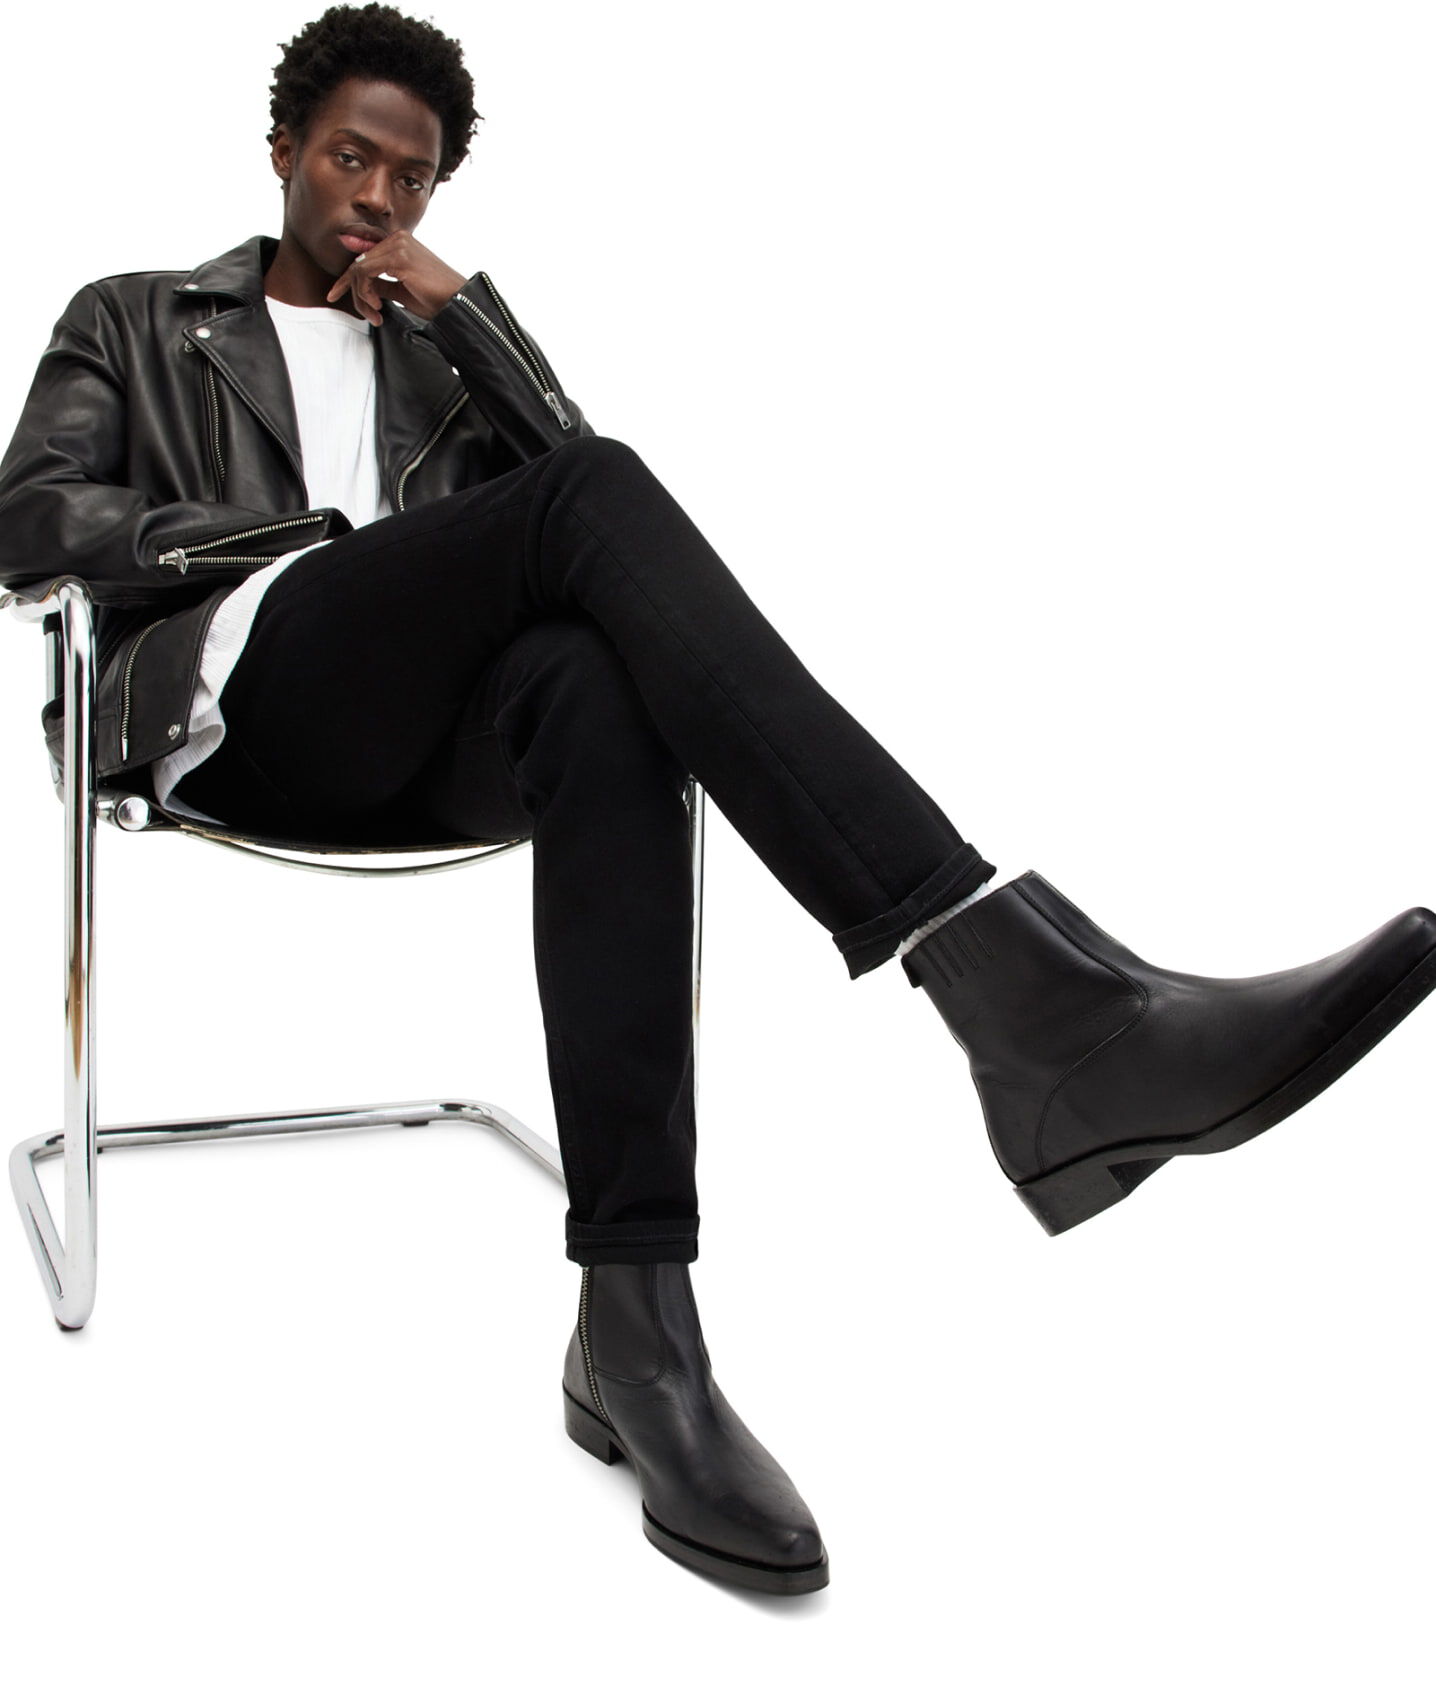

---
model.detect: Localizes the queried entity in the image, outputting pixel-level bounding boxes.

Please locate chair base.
[10,1097,562,1331]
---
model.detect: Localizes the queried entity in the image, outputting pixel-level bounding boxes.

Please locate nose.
[353,164,393,223]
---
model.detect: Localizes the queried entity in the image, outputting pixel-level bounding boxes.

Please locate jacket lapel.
[174,235,304,487]
[371,303,469,510]
[173,233,467,509]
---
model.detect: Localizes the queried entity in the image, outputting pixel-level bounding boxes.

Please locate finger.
[324,265,354,304]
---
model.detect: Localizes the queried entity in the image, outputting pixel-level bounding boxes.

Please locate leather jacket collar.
[172,232,468,512]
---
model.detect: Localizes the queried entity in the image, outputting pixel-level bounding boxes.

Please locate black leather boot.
[902,871,1436,1233]
[562,1261,829,1594]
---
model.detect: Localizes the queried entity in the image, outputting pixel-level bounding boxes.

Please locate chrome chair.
[3,576,706,1332]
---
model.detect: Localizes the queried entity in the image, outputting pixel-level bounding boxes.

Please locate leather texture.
[0,232,593,785]
[563,1262,827,1580]
[904,870,1436,1184]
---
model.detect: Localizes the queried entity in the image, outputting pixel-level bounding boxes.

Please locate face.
[271,76,445,277]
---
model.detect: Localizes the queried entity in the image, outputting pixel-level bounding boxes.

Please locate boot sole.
[1015,937,1436,1235]
[562,1387,830,1595]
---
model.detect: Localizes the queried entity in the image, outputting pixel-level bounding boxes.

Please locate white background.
[1,1,1432,1694]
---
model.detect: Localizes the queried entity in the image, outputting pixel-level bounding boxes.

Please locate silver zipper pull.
[157,548,188,573]
[544,390,571,430]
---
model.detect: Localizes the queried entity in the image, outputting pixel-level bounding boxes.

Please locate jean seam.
[531,838,594,1217]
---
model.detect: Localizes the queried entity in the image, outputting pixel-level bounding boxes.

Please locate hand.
[324,230,469,326]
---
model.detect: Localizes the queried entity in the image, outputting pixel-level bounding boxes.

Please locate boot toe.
[1298,902,1436,1041]
[1386,906,1436,971]
[710,1491,825,1569]
[640,1466,826,1571]
[642,1500,830,1593]
[769,1516,826,1569]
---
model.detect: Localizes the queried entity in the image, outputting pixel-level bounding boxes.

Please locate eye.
[336,151,427,194]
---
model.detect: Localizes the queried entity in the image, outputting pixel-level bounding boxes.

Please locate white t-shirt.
[151,295,394,817]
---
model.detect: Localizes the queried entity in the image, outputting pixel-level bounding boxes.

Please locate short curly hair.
[267,3,482,186]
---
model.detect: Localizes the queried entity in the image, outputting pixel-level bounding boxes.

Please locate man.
[2,3,1433,1596]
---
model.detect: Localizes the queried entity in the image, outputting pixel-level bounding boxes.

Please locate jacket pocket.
[93,588,232,778]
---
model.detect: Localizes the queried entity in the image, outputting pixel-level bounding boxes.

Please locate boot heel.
[563,1387,626,1465]
[1016,1153,1171,1235]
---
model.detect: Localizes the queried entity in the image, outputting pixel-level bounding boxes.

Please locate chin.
[300,230,345,278]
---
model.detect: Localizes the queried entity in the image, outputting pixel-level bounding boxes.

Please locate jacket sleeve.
[0,281,349,611]
[419,268,596,463]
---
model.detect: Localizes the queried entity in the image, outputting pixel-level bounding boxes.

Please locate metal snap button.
[183,283,199,290]
[196,326,211,338]
[167,723,182,738]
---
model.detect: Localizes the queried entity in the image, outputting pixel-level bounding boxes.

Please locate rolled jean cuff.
[832,843,997,980]
[565,1212,700,1265]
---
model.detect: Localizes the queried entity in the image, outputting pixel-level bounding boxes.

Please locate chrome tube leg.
[687,778,705,1116]
[22,582,100,1330]
[63,584,100,1327]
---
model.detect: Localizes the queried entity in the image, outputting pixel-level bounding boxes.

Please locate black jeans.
[175,435,995,1263]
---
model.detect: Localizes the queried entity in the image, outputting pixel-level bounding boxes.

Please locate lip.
[339,224,386,254]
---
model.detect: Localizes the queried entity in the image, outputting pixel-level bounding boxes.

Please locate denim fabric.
[175,436,994,1262]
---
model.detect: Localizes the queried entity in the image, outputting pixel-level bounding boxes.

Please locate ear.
[270,122,299,186]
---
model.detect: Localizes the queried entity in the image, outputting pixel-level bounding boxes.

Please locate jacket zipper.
[157,511,326,573]
[396,391,469,511]
[202,355,226,500]
[577,1266,610,1421]
[452,285,571,429]
[478,273,561,396]
[118,617,167,762]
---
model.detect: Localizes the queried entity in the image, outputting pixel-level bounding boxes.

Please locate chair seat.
[140,792,530,856]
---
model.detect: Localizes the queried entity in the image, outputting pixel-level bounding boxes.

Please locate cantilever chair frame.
[3,576,706,1332]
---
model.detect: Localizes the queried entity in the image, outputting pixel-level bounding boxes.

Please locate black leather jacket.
[0,231,593,786]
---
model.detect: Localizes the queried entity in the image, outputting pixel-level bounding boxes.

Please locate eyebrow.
[329,127,437,173]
